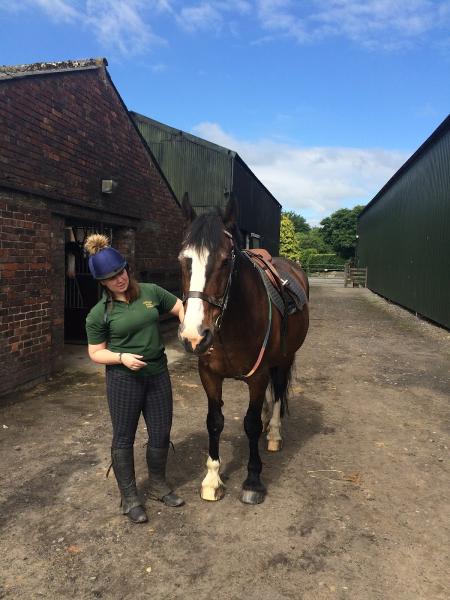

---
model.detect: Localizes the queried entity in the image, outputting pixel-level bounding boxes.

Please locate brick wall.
[0,65,185,396]
[0,66,184,274]
[0,191,65,395]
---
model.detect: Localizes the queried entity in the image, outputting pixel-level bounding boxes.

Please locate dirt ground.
[0,281,449,600]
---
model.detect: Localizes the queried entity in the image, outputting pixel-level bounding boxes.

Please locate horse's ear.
[223,195,238,228]
[181,192,196,223]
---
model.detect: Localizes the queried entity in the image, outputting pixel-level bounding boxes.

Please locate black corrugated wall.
[357,125,450,329]
[132,112,281,256]
[233,158,281,255]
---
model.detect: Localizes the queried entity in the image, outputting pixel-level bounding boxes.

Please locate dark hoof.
[126,505,148,523]
[240,489,266,505]
[162,492,185,507]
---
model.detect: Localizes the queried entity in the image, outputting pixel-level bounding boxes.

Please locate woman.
[85,234,184,524]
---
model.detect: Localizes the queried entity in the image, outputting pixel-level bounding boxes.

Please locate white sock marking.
[267,400,282,442]
[202,456,224,490]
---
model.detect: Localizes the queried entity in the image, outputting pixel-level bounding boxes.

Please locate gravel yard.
[0,281,448,600]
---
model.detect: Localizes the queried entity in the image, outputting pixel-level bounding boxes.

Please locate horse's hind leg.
[199,363,225,501]
[266,399,283,452]
[262,394,283,450]
[261,394,272,432]
[266,360,294,451]
[241,372,270,505]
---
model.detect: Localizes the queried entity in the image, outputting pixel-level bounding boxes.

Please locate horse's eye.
[179,257,192,272]
[221,258,230,268]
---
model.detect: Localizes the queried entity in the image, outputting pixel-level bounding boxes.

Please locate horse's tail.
[269,363,294,418]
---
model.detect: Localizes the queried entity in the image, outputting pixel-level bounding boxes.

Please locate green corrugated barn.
[358,115,450,329]
[131,112,281,255]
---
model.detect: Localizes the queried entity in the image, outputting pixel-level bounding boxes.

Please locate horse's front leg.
[199,362,225,501]
[241,372,270,505]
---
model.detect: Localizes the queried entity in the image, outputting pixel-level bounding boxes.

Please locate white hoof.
[200,484,225,501]
[267,439,283,452]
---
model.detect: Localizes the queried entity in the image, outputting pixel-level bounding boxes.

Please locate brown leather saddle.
[242,249,285,292]
[242,249,306,356]
[242,249,306,314]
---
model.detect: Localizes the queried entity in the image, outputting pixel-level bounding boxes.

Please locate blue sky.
[1,1,449,225]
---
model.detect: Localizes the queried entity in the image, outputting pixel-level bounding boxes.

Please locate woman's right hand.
[121,353,147,371]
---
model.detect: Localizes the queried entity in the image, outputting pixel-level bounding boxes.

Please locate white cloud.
[0,0,169,56]
[176,3,223,33]
[256,0,310,42]
[192,121,408,225]
[176,0,251,33]
[173,0,450,50]
[85,0,166,56]
[255,0,450,50]
[0,0,78,21]
[33,0,79,22]
[2,0,449,53]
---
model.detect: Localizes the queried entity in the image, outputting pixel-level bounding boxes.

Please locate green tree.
[297,227,332,254]
[320,205,365,259]
[279,215,300,260]
[282,211,310,234]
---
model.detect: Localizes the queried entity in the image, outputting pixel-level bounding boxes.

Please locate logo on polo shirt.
[143,300,155,309]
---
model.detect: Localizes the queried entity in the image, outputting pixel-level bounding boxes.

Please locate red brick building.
[0,58,184,397]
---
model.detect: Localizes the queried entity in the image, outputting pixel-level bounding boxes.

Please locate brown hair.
[125,270,140,303]
[103,268,140,305]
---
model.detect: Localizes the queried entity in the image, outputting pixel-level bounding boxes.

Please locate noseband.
[182,231,236,330]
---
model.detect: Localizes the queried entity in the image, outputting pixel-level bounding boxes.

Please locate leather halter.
[182,231,235,330]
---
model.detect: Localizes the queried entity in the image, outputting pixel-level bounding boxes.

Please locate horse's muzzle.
[178,325,213,355]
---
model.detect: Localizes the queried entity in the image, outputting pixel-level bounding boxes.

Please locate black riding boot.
[146,446,184,507]
[111,448,148,523]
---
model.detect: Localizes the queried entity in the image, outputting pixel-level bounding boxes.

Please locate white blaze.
[182,246,210,340]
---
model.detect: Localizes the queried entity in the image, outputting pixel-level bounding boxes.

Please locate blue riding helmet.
[88,247,127,280]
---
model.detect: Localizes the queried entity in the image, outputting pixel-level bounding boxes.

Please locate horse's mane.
[183,207,242,252]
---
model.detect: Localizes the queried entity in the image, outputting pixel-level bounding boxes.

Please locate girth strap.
[242,266,273,378]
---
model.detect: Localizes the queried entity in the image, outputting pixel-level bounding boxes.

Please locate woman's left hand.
[121,353,147,371]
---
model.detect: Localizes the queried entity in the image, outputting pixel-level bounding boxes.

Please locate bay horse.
[178,194,309,504]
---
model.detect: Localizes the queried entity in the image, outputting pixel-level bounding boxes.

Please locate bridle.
[181,230,273,379]
[182,231,236,330]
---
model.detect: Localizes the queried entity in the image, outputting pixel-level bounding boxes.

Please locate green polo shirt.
[86,283,178,376]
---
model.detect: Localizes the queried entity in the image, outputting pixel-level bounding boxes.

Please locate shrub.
[279,215,301,261]
[299,247,318,265]
[306,253,346,271]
